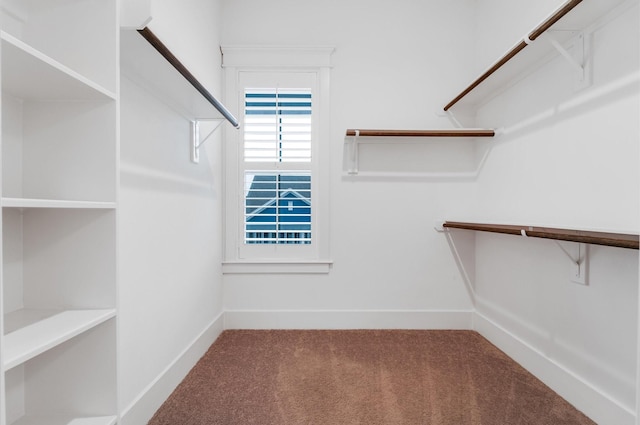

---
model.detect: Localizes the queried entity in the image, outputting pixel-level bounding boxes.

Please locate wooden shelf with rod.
[443,221,639,250]
[121,27,239,127]
[343,129,495,177]
[121,26,240,163]
[443,0,632,111]
[345,129,495,138]
[136,27,239,128]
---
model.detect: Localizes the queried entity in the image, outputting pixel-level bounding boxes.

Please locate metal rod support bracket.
[554,240,581,265]
[436,109,466,129]
[554,240,589,285]
[191,119,224,164]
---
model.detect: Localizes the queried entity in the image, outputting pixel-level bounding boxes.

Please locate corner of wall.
[474,311,636,425]
[119,313,225,425]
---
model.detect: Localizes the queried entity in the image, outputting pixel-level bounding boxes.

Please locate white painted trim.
[341,171,479,180]
[224,309,473,330]
[118,312,224,425]
[221,46,335,68]
[119,0,152,29]
[637,260,640,425]
[222,260,333,274]
[474,311,636,425]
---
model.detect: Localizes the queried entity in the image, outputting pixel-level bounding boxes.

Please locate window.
[221,47,333,273]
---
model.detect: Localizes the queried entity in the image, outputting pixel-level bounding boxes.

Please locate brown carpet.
[148,330,596,425]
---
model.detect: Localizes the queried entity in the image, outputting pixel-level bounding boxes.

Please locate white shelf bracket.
[548,31,591,90]
[190,119,224,164]
[435,109,465,129]
[347,130,360,175]
[523,229,588,285]
[555,240,589,285]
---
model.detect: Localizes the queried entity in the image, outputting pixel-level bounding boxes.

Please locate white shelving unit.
[0,0,118,424]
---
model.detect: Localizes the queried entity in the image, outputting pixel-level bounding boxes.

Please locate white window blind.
[244,89,312,162]
[243,88,313,244]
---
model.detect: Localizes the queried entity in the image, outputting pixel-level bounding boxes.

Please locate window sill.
[222,260,333,274]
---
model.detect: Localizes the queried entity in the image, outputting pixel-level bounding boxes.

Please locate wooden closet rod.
[345,129,495,137]
[443,221,639,250]
[138,27,240,128]
[443,0,584,111]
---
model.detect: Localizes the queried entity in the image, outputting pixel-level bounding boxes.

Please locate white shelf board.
[4,309,61,334]
[12,415,117,425]
[120,28,227,120]
[1,31,116,101]
[1,198,116,209]
[445,0,632,110]
[3,309,116,370]
[342,171,479,180]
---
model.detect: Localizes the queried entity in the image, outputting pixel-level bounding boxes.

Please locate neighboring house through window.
[245,173,311,244]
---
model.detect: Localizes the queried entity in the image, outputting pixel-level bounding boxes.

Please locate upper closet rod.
[138,27,240,128]
[345,129,495,137]
[442,221,639,250]
[443,0,584,111]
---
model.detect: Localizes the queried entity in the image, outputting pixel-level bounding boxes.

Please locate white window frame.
[221,46,333,274]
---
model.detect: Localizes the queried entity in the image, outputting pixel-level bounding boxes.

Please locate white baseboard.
[224,309,474,330]
[474,311,636,425]
[119,312,225,425]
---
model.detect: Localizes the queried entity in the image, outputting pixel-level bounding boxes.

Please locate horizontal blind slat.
[244,88,312,163]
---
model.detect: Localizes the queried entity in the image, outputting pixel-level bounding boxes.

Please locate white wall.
[220,0,479,329]
[458,1,639,424]
[118,0,225,422]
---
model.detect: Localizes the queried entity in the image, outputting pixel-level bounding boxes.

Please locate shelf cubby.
[1,32,115,101]
[4,319,117,425]
[1,78,116,203]
[2,209,116,314]
[0,0,117,94]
